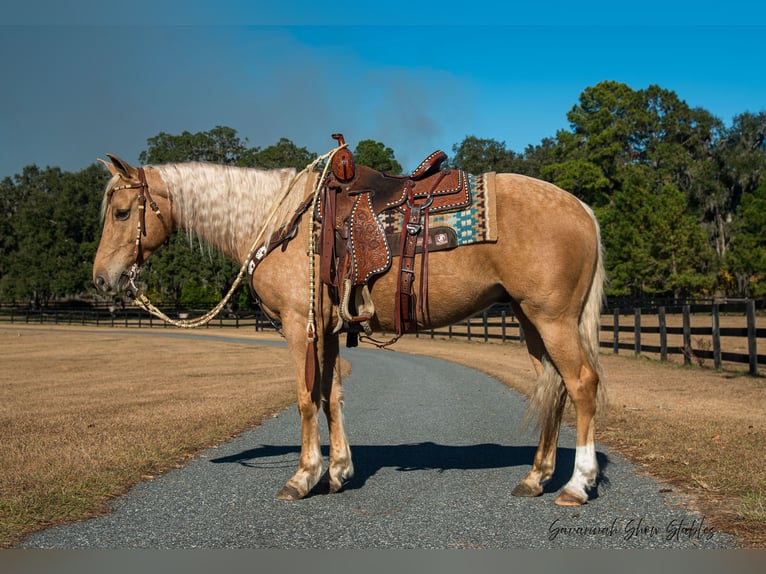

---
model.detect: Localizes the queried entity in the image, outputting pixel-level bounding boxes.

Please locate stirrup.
[338,280,374,335]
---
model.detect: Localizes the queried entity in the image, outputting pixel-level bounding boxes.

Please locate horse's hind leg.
[320,333,353,493]
[511,307,567,498]
[538,321,601,506]
[511,303,601,506]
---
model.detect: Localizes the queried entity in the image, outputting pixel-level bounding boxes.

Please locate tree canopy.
[353,139,403,174]
[2,80,764,306]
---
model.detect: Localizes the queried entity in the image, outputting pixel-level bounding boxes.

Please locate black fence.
[603,300,765,376]
[2,299,763,376]
[0,303,279,332]
[423,299,764,376]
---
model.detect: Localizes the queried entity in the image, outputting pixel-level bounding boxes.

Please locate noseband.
[108,167,170,290]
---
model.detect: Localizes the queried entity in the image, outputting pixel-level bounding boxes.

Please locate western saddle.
[318,134,472,345]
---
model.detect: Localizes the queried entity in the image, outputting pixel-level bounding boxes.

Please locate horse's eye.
[114,209,131,221]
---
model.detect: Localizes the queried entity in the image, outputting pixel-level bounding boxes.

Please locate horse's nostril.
[94,275,109,292]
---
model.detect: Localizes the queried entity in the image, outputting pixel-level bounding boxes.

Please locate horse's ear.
[104,154,139,179]
[98,157,118,176]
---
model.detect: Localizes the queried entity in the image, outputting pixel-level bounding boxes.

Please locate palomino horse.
[93,150,605,507]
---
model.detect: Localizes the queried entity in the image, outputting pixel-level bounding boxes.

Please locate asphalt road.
[19,340,737,549]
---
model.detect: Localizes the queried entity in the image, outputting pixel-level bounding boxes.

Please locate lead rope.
[130,144,345,329]
[302,152,340,394]
[304,150,337,343]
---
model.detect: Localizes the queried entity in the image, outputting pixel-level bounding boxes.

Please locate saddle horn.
[331,133,355,183]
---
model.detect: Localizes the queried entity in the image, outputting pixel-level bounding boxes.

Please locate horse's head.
[93,154,173,295]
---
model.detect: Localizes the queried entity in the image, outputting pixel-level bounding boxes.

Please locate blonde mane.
[152,162,308,262]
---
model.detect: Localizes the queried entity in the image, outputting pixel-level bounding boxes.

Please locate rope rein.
[129,145,345,329]
[304,148,338,343]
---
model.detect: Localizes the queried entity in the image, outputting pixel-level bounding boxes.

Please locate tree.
[727,180,766,296]
[0,165,107,305]
[596,166,714,299]
[0,176,21,292]
[353,140,402,174]
[516,137,564,180]
[139,126,249,165]
[552,81,724,210]
[239,137,315,170]
[539,158,611,207]
[451,136,520,174]
[705,112,766,259]
[562,80,638,189]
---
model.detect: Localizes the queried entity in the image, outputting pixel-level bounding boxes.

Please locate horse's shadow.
[211,442,610,498]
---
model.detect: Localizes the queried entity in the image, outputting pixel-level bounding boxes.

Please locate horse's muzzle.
[93,271,131,296]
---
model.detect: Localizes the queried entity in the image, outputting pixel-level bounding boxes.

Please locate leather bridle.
[107,167,170,290]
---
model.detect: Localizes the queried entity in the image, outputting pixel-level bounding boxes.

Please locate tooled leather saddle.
[318,134,472,344]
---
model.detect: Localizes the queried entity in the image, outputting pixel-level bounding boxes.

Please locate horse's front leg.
[320,333,353,493]
[276,319,324,500]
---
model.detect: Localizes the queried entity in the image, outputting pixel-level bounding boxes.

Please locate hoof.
[511,482,543,498]
[312,470,341,495]
[327,480,343,494]
[555,489,587,507]
[276,484,304,500]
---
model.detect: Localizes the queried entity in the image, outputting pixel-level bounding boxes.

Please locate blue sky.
[1,1,765,178]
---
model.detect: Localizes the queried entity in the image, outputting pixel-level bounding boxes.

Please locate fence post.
[483,310,489,342]
[501,309,507,343]
[613,307,619,354]
[659,306,667,362]
[634,308,641,356]
[466,318,472,342]
[683,304,691,366]
[747,299,758,376]
[712,303,721,370]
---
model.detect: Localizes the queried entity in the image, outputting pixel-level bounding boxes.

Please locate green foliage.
[540,159,611,207]
[139,126,248,165]
[728,181,766,296]
[596,167,715,298]
[353,140,402,174]
[450,136,521,174]
[0,165,106,306]
[179,280,223,308]
[238,137,315,170]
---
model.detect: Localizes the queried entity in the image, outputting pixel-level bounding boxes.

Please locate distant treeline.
[1,80,764,308]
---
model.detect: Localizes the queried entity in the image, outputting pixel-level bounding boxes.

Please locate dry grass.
[0,327,296,548]
[1,324,764,548]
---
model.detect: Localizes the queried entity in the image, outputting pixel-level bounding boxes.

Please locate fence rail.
[0,304,279,332]
[423,300,764,376]
[2,299,763,376]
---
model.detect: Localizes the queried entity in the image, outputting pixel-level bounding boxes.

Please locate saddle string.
[305,146,343,341]
[129,144,347,329]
